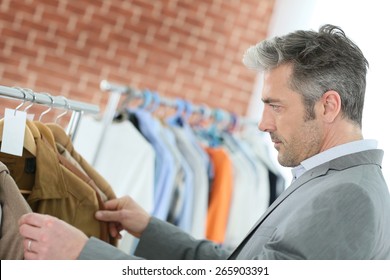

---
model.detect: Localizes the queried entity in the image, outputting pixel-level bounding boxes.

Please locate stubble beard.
[275,121,322,168]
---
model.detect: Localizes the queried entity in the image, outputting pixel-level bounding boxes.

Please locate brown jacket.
[0,120,115,245]
[45,122,117,246]
[46,123,116,202]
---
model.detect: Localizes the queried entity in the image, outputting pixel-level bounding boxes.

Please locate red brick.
[0,12,15,24]
[130,0,155,11]
[40,9,69,26]
[0,0,275,115]
[65,1,87,15]
[19,17,50,34]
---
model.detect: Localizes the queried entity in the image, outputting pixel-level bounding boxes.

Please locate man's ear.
[321,90,341,123]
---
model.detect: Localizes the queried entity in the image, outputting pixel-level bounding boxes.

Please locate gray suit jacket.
[78,149,390,260]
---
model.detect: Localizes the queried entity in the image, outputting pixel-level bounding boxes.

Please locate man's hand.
[19,213,88,260]
[95,195,151,239]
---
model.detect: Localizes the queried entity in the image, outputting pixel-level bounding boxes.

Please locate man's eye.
[270,104,280,111]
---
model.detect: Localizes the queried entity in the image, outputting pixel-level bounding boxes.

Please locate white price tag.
[0,108,27,156]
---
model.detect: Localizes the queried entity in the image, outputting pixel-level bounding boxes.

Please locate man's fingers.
[19,221,43,241]
[95,209,122,222]
[18,213,45,227]
[108,222,123,239]
[103,199,121,210]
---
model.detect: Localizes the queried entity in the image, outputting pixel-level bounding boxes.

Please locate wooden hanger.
[19,189,33,195]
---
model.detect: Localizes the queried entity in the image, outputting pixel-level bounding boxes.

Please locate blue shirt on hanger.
[130,108,176,221]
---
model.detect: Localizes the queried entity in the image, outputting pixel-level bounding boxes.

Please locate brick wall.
[0,0,274,121]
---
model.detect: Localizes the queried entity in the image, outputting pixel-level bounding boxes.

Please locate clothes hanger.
[189,104,212,129]
[23,88,36,114]
[226,113,238,133]
[205,108,226,147]
[183,101,193,123]
[166,98,186,126]
[115,86,138,119]
[33,92,58,150]
[19,89,40,195]
[38,93,54,122]
[55,96,70,124]
[148,91,165,121]
[153,91,175,121]
[139,89,153,110]
[47,97,73,148]
[149,91,160,113]
[22,89,39,157]
[0,88,37,157]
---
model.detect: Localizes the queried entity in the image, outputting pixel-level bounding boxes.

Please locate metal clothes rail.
[0,84,100,140]
[92,80,257,166]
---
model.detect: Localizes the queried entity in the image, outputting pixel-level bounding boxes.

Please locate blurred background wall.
[0,0,275,118]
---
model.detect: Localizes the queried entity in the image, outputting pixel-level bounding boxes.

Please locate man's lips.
[271,138,282,148]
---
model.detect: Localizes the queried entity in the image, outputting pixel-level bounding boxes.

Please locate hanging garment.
[0,120,113,243]
[241,127,286,204]
[169,124,209,238]
[205,147,233,244]
[129,109,176,221]
[44,122,118,246]
[73,115,155,253]
[73,116,155,213]
[223,132,271,214]
[46,123,117,202]
[0,161,32,259]
[181,122,212,238]
[164,126,194,234]
[223,136,270,250]
[161,126,193,233]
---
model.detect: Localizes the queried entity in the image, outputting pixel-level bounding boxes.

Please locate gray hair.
[243,24,369,126]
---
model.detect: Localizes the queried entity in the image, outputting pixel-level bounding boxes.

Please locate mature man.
[19,24,390,260]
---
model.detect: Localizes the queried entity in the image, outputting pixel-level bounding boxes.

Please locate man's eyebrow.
[261,97,281,104]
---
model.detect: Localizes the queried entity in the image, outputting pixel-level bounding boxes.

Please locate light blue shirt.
[130,109,176,221]
[292,139,378,181]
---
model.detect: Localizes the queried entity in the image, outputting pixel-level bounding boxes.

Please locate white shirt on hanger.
[223,136,270,250]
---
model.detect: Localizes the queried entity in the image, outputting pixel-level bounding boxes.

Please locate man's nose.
[258,107,275,132]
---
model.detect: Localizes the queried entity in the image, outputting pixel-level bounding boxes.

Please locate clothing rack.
[99,80,257,125]
[93,80,257,166]
[0,84,100,140]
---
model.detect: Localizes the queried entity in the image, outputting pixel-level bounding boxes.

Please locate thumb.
[103,198,121,210]
[95,210,122,222]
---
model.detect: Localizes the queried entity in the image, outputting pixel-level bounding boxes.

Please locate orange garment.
[205,147,233,244]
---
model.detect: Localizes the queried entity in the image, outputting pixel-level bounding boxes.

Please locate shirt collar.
[291,139,378,181]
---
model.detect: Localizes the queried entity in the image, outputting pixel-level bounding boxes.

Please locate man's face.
[258,64,324,167]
